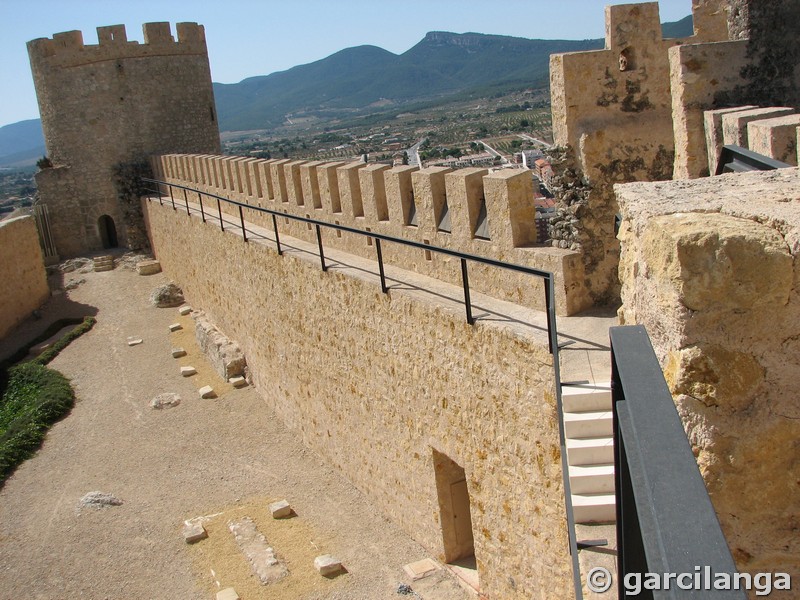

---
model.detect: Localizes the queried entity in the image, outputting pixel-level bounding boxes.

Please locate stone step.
[572,493,616,524]
[566,436,614,466]
[561,382,612,413]
[93,256,114,272]
[564,411,613,439]
[568,463,615,495]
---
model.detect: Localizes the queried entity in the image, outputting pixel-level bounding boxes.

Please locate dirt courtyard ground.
[0,262,469,600]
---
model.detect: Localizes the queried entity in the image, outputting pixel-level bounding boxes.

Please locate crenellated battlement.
[27,22,207,67]
[548,0,731,303]
[150,153,592,316]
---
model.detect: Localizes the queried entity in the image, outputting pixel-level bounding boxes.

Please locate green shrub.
[0,316,95,485]
[0,363,74,484]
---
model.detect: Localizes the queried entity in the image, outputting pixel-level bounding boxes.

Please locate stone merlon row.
[27,22,207,64]
[151,154,592,316]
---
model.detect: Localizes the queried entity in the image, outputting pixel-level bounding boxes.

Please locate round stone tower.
[27,22,221,257]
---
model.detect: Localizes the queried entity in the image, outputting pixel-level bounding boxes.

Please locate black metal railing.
[715,144,791,174]
[141,177,585,597]
[610,325,745,599]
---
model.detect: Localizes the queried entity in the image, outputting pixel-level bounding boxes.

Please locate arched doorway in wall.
[98,215,118,249]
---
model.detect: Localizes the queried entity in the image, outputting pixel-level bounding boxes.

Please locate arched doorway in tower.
[98,215,118,249]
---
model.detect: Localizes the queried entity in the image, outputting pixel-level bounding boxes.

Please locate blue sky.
[0,0,694,128]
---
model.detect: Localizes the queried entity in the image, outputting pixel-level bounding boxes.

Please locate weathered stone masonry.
[28,23,221,258]
[143,197,573,600]
[549,1,730,303]
[0,216,50,339]
[152,153,591,316]
[616,169,800,580]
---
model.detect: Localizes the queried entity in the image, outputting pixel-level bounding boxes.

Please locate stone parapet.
[616,168,800,578]
[0,216,50,339]
[703,105,756,175]
[152,153,591,315]
[747,114,800,165]
[27,22,208,69]
[669,40,751,178]
[549,1,730,302]
[721,106,795,147]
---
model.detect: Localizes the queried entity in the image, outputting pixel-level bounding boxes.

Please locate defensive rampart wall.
[142,196,574,599]
[0,216,50,339]
[151,153,591,316]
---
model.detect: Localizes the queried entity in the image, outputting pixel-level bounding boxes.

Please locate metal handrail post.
[199,193,206,223]
[169,187,175,210]
[239,205,248,242]
[460,258,474,325]
[544,277,554,354]
[183,188,190,216]
[375,238,388,293]
[217,198,224,232]
[315,224,327,271]
[272,214,282,255]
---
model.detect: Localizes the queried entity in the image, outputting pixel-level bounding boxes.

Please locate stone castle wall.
[616,168,800,579]
[151,153,592,316]
[549,1,730,303]
[28,23,221,258]
[142,197,573,599]
[0,216,50,339]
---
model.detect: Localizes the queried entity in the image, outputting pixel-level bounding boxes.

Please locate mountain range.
[0,16,692,167]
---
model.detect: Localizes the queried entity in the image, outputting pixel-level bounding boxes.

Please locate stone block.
[182,521,207,544]
[643,212,793,312]
[314,554,344,577]
[127,337,143,346]
[704,106,757,176]
[721,107,795,148]
[151,283,184,308]
[194,313,246,380]
[216,589,239,600]
[229,376,247,388]
[168,323,182,332]
[93,256,114,272]
[269,500,293,519]
[136,259,161,275]
[180,366,197,377]
[171,347,187,358]
[403,557,440,581]
[178,305,192,316]
[747,114,800,166]
[199,385,216,399]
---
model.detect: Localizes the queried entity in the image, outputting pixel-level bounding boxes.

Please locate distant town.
[219,89,558,220]
[1,89,559,223]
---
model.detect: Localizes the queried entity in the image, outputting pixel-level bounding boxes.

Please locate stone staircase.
[93,255,115,272]
[562,382,616,523]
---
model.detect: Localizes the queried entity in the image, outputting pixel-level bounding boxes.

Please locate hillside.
[0,120,44,168]
[214,33,604,131]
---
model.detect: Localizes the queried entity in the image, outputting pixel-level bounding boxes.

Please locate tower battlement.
[27,22,207,68]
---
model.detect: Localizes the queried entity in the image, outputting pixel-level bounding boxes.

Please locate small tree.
[36,156,53,170]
